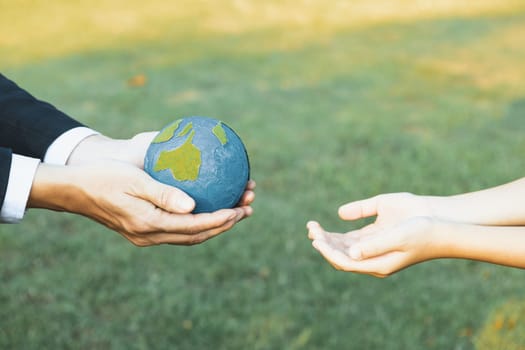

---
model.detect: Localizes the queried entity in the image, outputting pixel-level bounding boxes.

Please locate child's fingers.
[348,223,379,239]
[307,221,326,240]
[307,222,350,248]
[313,239,405,277]
[312,239,354,271]
[348,227,402,260]
[338,196,379,221]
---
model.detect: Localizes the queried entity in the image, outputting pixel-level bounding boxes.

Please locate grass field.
[2,1,525,349]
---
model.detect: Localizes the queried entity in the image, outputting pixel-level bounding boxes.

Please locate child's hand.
[307,217,439,277]
[307,193,441,277]
[308,178,525,273]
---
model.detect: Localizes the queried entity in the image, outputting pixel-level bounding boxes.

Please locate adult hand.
[29,161,255,246]
[66,132,157,168]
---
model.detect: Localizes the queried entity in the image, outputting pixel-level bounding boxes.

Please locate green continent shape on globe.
[212,122,228,145]
[153,130,202,181]
[152,119,183,143]
[177,122,193,137]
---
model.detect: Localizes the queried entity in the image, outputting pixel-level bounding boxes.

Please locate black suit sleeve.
[0,73,85,210]
[0,147,12,210]
[0,73,83,160]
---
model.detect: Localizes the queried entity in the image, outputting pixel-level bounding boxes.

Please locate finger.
[306,221,344,240]
[312,239,355,271]
[346,252,409,277]
[307,221,326,240]
[348,223,379,239]
[237,190,255,206]
[150,208,236,234]
[145,216,239,245]
[177,209,238,234]
[348,228,402,261]
[237,180,256,206]
[246,180,256,191]
[181,207,250,239]
[313,239,404,276]
[139,176,195,214]
[228,206,251,223]
[318,229,359,251]
[153,207,250,244]
[235,205,253,221]
[338,196,379,221]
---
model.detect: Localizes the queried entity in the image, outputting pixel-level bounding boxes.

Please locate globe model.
[144,116,250,213]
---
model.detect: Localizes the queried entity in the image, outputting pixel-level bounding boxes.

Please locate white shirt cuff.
[0,154,40,223]
[44,127,99,165]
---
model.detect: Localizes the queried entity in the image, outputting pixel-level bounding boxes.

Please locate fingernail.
[349,246,362,260]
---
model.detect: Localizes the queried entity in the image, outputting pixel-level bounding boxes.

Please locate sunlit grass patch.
[475,299,525,350]
[1,0,524,67]
[415,21,525,95]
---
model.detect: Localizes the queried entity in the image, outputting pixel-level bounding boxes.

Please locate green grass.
[2,1,525,349]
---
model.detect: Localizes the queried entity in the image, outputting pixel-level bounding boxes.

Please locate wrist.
[427,219,454,259]
[429,220,484,260]
[27,164,78,212]
[423,195,458,222]
[413,216,451,261]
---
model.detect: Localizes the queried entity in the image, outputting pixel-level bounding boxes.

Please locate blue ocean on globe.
[144,116,250,213]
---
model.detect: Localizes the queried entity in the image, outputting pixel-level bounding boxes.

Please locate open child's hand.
[307,193,440,277]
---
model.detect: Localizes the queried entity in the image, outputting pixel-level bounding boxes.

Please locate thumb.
[140,176,195,213]
[338,196,379,221]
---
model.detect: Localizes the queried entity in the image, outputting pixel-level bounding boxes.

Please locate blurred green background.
[1,1,525,349]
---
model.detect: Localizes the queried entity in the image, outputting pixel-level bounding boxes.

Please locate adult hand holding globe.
[144,116,251,214]
[28,117,254,247]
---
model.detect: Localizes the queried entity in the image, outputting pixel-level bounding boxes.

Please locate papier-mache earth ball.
[144,116,250,213]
